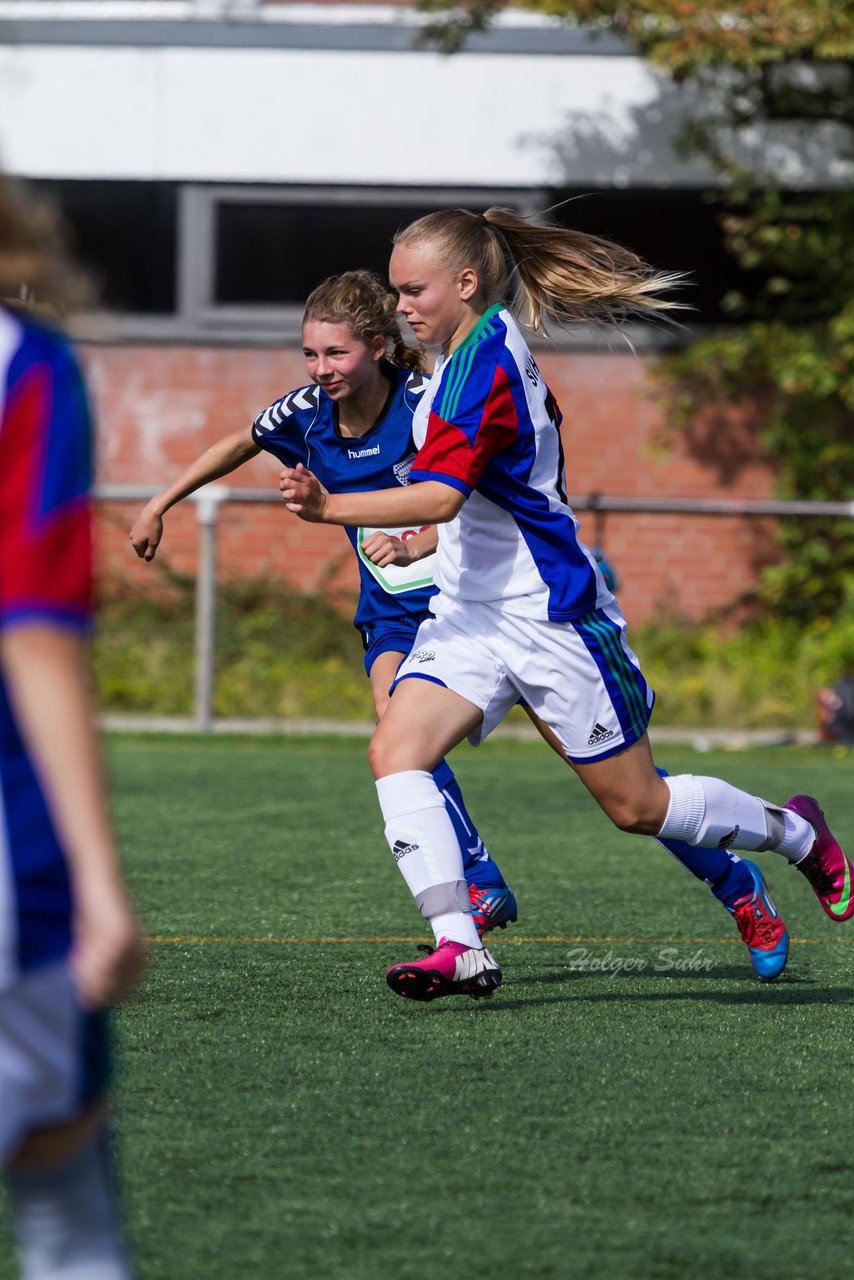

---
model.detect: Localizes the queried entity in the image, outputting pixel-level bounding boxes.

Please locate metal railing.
[99,483,854,731]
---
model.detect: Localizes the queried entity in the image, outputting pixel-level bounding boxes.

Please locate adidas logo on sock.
[587,722,616,746]
[392,839,419,862]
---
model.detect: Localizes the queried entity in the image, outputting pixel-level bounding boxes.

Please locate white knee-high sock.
[658,775,814,861]
[376,771,482,949]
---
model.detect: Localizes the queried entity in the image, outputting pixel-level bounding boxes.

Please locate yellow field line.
[145,934,853,946]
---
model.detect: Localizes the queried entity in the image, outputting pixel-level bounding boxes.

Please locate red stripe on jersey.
[0,362,92,622]
[415,363,520,488]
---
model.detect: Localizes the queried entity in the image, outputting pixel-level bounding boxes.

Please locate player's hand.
[361,531,413,568]
[129,508,164,562]
[279,464,329,522]
[72,880,145,1010]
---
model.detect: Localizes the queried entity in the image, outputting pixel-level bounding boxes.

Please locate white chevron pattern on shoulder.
[256,385,319,431]
[253,406,278,434]
[291,386,318,412]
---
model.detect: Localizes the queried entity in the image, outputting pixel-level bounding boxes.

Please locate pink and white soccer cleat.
[386,938,502,1002]
[785,795,854,922]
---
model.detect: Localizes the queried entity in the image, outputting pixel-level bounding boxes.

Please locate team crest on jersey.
[393,451,416,486]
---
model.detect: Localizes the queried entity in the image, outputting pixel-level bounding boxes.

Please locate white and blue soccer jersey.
[0,308,93,991]
[411,305,613,623]
[252,364,438,636]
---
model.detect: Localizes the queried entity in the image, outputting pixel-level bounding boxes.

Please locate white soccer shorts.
[391,596,655,763]
[0,961,102,1162]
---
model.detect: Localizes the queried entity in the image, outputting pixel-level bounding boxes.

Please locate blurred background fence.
[100,486,854,732]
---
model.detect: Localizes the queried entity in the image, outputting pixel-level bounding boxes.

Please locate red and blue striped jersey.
[0,306,93,988]
[410,305,612,623]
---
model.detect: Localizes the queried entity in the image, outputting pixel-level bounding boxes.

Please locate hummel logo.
[412,649,435,664]
[718,825,740,849]
[587,722,615,746]
[392,839,419,862]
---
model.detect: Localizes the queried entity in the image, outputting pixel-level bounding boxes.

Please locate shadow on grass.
[431,976,854,1013]
[517,964,801,983]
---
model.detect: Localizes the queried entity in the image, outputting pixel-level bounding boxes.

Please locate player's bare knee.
[368,728,397,779]
[604,796,664,835]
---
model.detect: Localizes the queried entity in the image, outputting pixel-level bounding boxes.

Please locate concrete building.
[2,1,816,622]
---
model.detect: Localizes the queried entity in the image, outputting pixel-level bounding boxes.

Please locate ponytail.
[394,207,682,333]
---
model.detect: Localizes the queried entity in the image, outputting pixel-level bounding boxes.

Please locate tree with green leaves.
[422,1,854,624]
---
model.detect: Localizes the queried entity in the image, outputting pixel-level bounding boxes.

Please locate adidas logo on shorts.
[587,722,616,747]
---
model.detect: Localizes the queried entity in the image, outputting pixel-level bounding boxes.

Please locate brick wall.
[87,342,779,625]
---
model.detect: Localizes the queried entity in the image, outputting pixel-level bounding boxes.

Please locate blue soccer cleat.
[728,860,790,981]
[469,885,518,939]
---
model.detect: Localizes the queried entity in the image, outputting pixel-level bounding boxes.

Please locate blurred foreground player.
[0,176,143,1278]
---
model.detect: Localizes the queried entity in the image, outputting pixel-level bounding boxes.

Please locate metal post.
[194,487,224,732]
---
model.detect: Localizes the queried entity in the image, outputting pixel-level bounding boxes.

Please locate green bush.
[93,580,854,728]
[93,580,372,721]
[633,598,854,728]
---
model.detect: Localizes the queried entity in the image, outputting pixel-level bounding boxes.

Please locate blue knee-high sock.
[432,759,507,892]
[656,767,752,908]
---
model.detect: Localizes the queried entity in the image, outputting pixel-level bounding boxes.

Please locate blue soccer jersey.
[0,307,93,989]
[252,364,438,635]
[411,305,613,624]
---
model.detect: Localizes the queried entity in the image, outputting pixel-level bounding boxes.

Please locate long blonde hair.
[303,270,425,372]
[0,175,91,314]
[393,207,682,333]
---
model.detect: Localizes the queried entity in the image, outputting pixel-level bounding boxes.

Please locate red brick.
[87,343,780,623]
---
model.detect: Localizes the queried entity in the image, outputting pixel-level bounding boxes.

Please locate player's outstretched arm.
[0,624,144,1009]
[130,428,260,562]
[361,526,439,568]
[281,463,464,526]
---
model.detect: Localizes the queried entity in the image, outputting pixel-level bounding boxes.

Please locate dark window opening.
[31,179,177,314]
[213,200,479,305]
[546,188,759,323]
[20,181,761,326]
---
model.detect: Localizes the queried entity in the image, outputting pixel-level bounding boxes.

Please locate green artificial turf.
[1,738,852,1279]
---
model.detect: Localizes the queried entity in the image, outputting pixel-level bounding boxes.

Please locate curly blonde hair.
[303,270,425,372]
[393,207,683,333]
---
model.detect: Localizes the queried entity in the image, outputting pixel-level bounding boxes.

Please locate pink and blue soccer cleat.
[386,938,502,1002]
[469,885,518,938]
[785,795,854,922]
[729,860,790,981]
